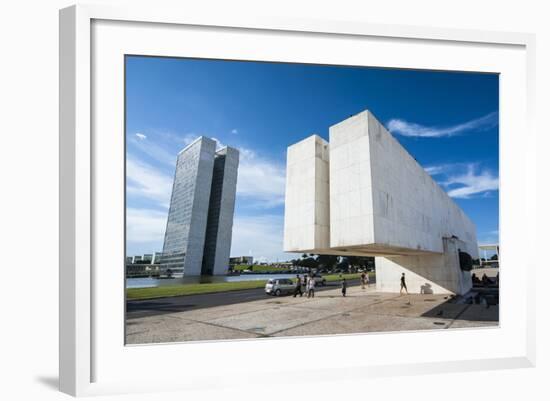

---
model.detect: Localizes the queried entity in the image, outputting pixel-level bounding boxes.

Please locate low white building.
[284,110,479,295]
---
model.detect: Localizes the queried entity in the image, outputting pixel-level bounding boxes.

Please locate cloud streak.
[236,149,286,207]
[126,157,173,208]
[129,132,286,209]
[424,162,499,199]
[388,111,498,138]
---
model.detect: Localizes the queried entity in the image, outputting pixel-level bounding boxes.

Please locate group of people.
[293,274,317,298]
[471,272,499,287]
[292,271,374,299]
[291,270,502,298]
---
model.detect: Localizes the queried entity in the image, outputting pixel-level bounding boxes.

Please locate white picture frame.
[59,3,536,397]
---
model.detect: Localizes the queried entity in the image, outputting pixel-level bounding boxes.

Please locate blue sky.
[126,56,499,262]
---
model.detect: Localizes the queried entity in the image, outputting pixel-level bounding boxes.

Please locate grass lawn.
[231,264,288,273]
[324,273,364,282]
[126,272,373,300]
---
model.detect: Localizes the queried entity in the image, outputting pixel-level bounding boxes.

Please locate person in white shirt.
[307,275,316,298]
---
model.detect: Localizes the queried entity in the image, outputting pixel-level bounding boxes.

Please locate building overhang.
[285,243,442,257]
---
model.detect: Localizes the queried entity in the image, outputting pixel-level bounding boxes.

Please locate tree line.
[290,254,375,272]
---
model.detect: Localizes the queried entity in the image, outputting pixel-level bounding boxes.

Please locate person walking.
[293,274,303,297]
[341,277,347,297]
[360,272,366,289]
[365,271,370,287]
[400,272,408,295]
[307,275,316,298]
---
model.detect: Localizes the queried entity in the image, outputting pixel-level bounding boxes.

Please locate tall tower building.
[160,137,239,276]
[201,147,240,275]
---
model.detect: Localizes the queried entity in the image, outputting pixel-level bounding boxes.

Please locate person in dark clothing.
[293,275,303,297]
[341,278,347,297]
[400,273,408,295]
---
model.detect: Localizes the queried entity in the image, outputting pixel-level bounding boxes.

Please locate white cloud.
[425,162,499,199]
[130,132,228,169]
[231,129,238,134]
[211,137,225,150]
[126,208,167,243]
[230,214,294,262]
[126,157,173,208]
[424,165,447,175]
[236,149,286,207]
[445,166,499,199]
[388,111,498,138]
[129,136,177,167]
[177,133,226,150]
[181,133,199,146]
[128,130,286,210]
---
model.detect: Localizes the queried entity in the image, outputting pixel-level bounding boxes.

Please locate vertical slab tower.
[161,137,239,276]
[201,147,240,275]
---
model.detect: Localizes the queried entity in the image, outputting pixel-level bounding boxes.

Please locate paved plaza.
[126,285,498,344]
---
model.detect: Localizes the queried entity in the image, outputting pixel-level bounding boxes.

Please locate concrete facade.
[375,237,473,295]
[283,110,479,295]
[161,137,239,276]
[284,135,330,253]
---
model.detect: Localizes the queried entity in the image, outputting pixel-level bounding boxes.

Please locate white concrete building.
[284,135,330,253]
[284,110,479,295]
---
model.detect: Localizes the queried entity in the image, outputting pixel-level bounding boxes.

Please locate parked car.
[311,274,326,286]
[265,278,295,296]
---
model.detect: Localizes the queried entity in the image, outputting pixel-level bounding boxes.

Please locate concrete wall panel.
[283,135,330,252]
[375,237,473,295]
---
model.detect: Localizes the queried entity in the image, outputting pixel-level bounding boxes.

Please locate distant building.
[125,255,160,277]
[161,137,239,276]
[126,263,160,278]
[229,256,254,265]
[151,252,163,264]
[478,244,499,267]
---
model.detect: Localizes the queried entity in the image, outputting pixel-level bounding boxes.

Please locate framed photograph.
[59,4,536,396]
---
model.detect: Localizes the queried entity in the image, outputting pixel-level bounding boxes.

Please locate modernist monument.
[161,136,239,276]
[284,110,479,295]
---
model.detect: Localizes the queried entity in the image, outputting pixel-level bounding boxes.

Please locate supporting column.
[375,237,472,295]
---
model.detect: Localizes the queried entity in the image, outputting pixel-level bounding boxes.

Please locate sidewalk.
[126,284,498,344]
